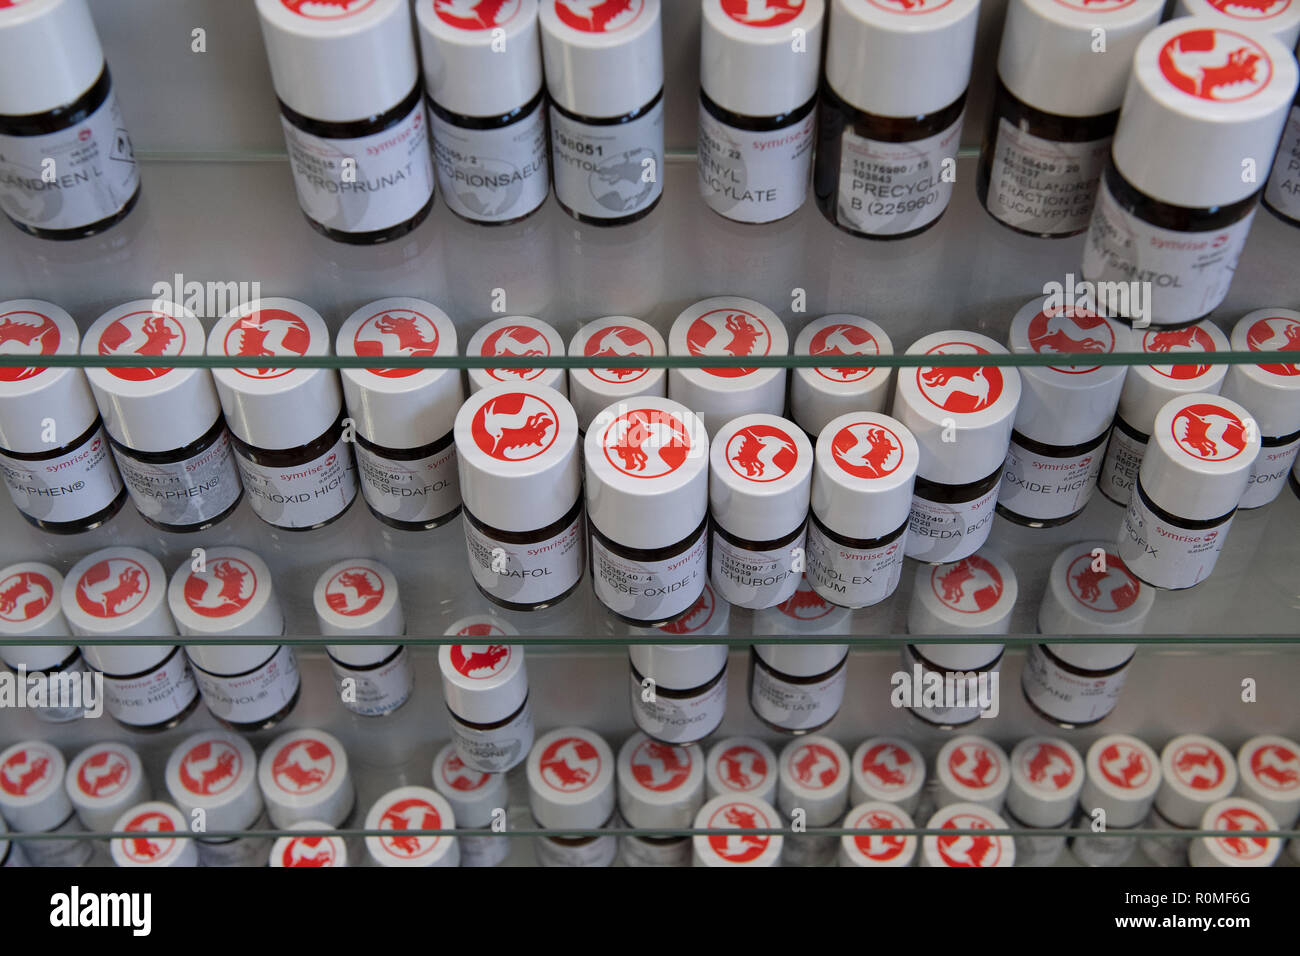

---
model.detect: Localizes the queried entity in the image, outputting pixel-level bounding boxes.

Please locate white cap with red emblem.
[700,0,825,118]
[567,316,667,433]
[0,740,71,833]
[1142,392,1261,520]
[66,742,148,832]
[1221,309,1300,439]
[270,820,349,868]
[415,0,544,117]
[1038,540,1154,639]
[908,549,1018,642]
[314,558,404,668]
[63,548,177,666]
[1117,322,1230,434]
[1008,737,1084,828]
[364,785,459,867]
[527,726,616,830]
[839,801,917,867]
[792,315,893,439]
[706,736,778,805]
[1157,734,1239,827]
[167,546,284,638]
[777,735,850,825]
[1236,734,1300,828]
[439,640,529,724]
[110,802,197,868]
[1190,797,1284,867]
[851,736,925,814]
[1080,733,1162,828]
[539,0,664,119]
[0,562,71,655]
[465,316,567,396]
[617,732,705,829]
[812,412,918,541]
[258,728,354,829]
[691,793,783,867]
[0,0,105,116]
[710,413,812,542]
[432,742,509,828]
[936,735,1010,810]
[164,731,263,832]
[1174,0,1300,54]
[921,802,1016,867]
[0,300,97,454]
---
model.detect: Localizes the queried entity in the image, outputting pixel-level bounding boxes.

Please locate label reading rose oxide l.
[0,426,123,524]
[630,668,727,746]
[697,105,815,223]
[1021,645,1129,726]
[99,650,198,728]
[112,431,241,528]
[463,510,583,606]
[804,522,905,608]
[985,120,1110,235]
[592,526,707,623]
[1099,425,1146,505]
[549,100,664,220]
[1118,491,1231,590]
[710,530,803,608]
[999,439,1104,521]
[905,484,999,563]
[430,104,549,223]
[234,436,356,530]
[355,441,460,526]
[192,646,299,725]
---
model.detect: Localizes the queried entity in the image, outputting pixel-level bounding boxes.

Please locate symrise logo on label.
[76,559,150,619]
[378,798,443,858]
[480,324,551,382]
[583,325,653,384]
[77,749,133,799]
[721,0,804,27]
[121,810,177,864]
[776,574,835,620]
[538,736,601,792]
[442,753,491,792]
[1246,315,1300,376]
[1099,741,1153,790]
[0,570,53,623]
[1158,29,1272,103]
[324,566,385,617]
[860,743,918,793]
[353,310,440,379]
[272,738,335,794]
[280,835,339,867]
[449,644,511,678]
[686,309,772,378]
[1067,552,1140,612]
[0,746,52,797]
[0,311,59,383]
[866,0,955,15]
[809,322,880,382]
[601,408,691,477]
[787,742,841,789]
[936,813,1003,867]
[553,0,644,33]
[630,739,693,792]
[851,807,909,861]
[184,558,256,618]
[1171,742,1227,790]
[706,801,771,862]
[179,740,242,797]
[1143,326,1218,379]
[434,0,524,30]
[947,741,1002,790]
[1022,743,1077,792]
[1205,0,1292,22]
[714,744,769,792]
[916,343,1004,413]
[1248,743,1299,792]
[1171,403,1250,462]
[96,312,186,382]
[281,0,379,20]
[831,421,903,479]
[224,309,312,380]
[659,583,716,634]
[1026,307,1115,375]
[726,424,798,482]
[471,392,559,461]
[1210,806,1272,859]
[931,556,1003,614]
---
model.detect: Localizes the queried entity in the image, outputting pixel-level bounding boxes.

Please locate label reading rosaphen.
[112,430,241,527]
[0,427,123,524]
[234,436,356,529]
[463,510,583,605]
[355,441,460,525]
[549,100,664,220]
[999,440,1104,521]
[431,104,548,223]
[985,120,1109,235]
[697,105,815,223]
[592,526,707,623]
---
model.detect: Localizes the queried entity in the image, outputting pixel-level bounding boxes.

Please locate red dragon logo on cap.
[831,421,903,479]
[1245,315,1300,376]
[470,392,559,461]
[281,0,378,19]
[721,1,804,27]
[352,310,440,379]
[932,556,1003,613]
[726,424,798,482]
[1067,552,1140,612]
[916,343,1004,413]
[601,408,692,477]
[0,310,59,382]
[1,747,51,797]
[435,0,523,29]
[1171,403,1250,462]
[583,324,654,384]
[1158,29,1272,102]
[706,801,771,862]
[324,566,385,617]
[808,321,880,382]
[686,309,772,378]
[184,558,256,618]
[0,570,53,623]
[553,0,644,32]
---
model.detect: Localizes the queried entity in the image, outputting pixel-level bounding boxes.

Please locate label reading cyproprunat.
[463,508,583,606]
[592,525,707,623]
[430,102,549,223]
[999,438,1104,521]
[192,646,300,725]
[1021,645,1130,726]
[1118,490,1231,590]
[355,440,460,526]
[98,649,198,728]
[1264,104,1300,221]
[905,484,999,563]
[234,436,356,529]
[1239,437,1300,509]
[710,529,804,609]
[750,657,846,732]
[329,649,413,718]
[985,119,1110,235]
[629,667,727,746]
[804,521,905,609]
[549,99,664,220]
[0,425,123,524]
[450,702,534,774]
[697,104,815,223]
[112,430,241,528]
[1098,423,1147,506]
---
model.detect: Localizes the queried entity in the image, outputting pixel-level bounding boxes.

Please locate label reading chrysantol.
[1118,492,1230,590]
[750,658,846,732]
[450,702,534,774]
[1082,179,1255,324]
[281,98,434,235]
[112,430,241,528]
[985,119,1109,235]
[697,104,814,223]
[804,521,905,609]
[998,439,1103,521]
[630,667,727,745]
[592,526,707,623]
[0,426,123,524]
[99,649,198,728]
[835,112,963,236]
[0,88,138,232]
[192,646,299,725]
[355,440,460,526]
[1240,437,1300,509]
[1264,104,1300,221]
[1021,645,1129,726]
[1098,425,1146,506]
[710,528,803,609]
[904,484,999,563]
[549,99,664,220]
[431,103,548,223]
[329,649,413,717]
[234,436,356,529]
[463,508,583,606]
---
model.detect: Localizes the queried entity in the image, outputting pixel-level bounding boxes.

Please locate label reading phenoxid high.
[905,484,999,563]
[1098,426,1146,505]
[750,661,846,732]
[99,651,198,728]
[836,112,963,236]
[355,441,460,525]
[464,509,584,606]
[0,89,139,232]
[193,646,300,725]
[1021,645,1129,726]
[1240,437,1300,509]
[281,98,434,234]
[630,667,727,745]
[451,704,534,774]
[549,99,664,220]
[329,651,413,718]
[112,431,241,527]
[234,436,356,529]
[697,105,815,223]
[431,104,549,223]
[1082,180,1255,323]
[710,529,804,609]
[999,439,1104,521]
[1119,492,1231,590]
[1264,104,1300,221]
[985,119,1110,235]
[804,521,905,608]
[592,526,708,623]
[0,426,123,524]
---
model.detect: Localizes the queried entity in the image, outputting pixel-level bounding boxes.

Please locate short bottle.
[1236,735,1300,829]
[586,397,710,626]
[616,733,705,868]
[999,297,1129,527]
[1118,393,1261,590]
[165,731,271,868]
[63,547,199,733]
[432,743,510,868]
[0,300,125,533]
[1026,540,1153,728]
[109,802,197,869]
[892,331,1022,564]
[66,742,149,835]
[337,298,462,530]
[270,822,349,868]
[934,735,1010,812]
[667,297,788,436]
[208,298,359,531]
[777,735,850,867]
[0,740,91,867]
[0,562,89,723]
[851,737,925,816]
[257,729,355,830]
[1004,737,1084,868]
[539,0,665,226]
[255,0,435,243]
[1097,320,1230,508]
[1220,309,1300,508]
[977,0,1163,238]
[83,300,243,532]
[790,314,893,439]
[709,414,812,610]
[804,412,917,608]
[706,736,778,805]
[748,644,848,735]
[1146,734,1238,867]
[438,638,534,773]
[628,643,728,745]
[364,786,459,868]
[1191,798,1284,868]
[921,803,1016,868]
[839,802,918,868]
[567,316,667,433]
[1081,19,1299,325]
[313,558,413,718]
[1070,733,1161,867]
[814,0,978,239]
[0,0,139,239]
[697,0,824,224]
[466,315,569,396]
[454,383,584,610]
[168,547,300,732]
[527,727,618,868]
[692,793,784,867]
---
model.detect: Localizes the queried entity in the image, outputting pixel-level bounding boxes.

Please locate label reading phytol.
[549,99,664,220]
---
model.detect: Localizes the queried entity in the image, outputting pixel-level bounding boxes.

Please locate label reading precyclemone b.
[710,529,804,609]
[329,650,413,717]
[999,439,1103,521]
[984,120,1110,235]
[0,425,122,524]
[1021,645,1129,726]
[1098,425,1146,506]
[463,509,584,605]
[430,103,549,223]
[750,660,846,732]
[1118,491,1230,590]
[592,525,707,623]
[1264,104,1300,221]
[233,436,356,529]
[630,667,727,745]
[549,100,664,220]
[112,430,241,527]
[697,104,814,223]
[450,704,534,774]
[804,521,905,609]
[355,441,460,526]
[905,484,999,563]
[192,646,299,725]
[95,650,198,728]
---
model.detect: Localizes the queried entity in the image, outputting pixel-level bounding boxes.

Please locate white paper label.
[234,436,357,530]
[620,835,690,868]
[549,99,664,220]
[192,645,300,725]
[1098,424,1146,506]
[536,832,617,867]
[804,521,905,609]
[430,102,548,223]
[629,666,727,745]
[450,701,534,774]
[1264,104,1300,221]
[197,815,271,868]
[1021,645,1130,726]
[355,440,460,526]
[1070,818,1135,867]
[98,649,198,728]
[750,658,846,732]
[281,98,434,234]
[1239,437,1300,509]
[592,526,708,624]
[904,484,999,563]
[697,104,814,223]
[1118,490,1230,590]
[0,87,138,232]
[0,425,123,524]
[1014,831,1067,868]
[1082,179,1255,325]
[112,430,241,528]
[21,813,90,868]
[329,648,413,717]
[985,119,1109,235]
[459,832,510,868]
[710,528,803,610]
[999,438,1104,521]
[464,508,584,606]
[902,645,1000,727]
[835,112,963,236]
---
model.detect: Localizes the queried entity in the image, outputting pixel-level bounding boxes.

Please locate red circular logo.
[1158,29,1272,102]
[448,644,512,678]
[223,309,312,380]
[830,421,904,479]
[456,621,508,637]
[787,742,842,789]
[470,391,560,462]
[0,310,60,382]
[600,407,692,478]
[851,806,909,861]
[936,813,1003,867]
[1171,403,1250,462]
[947,742,1003,790]
[1026,307,1115,374]
[1143,326,1219,380]
[1052,0,1137,10]
[630,739,694,792]
[351,309,440,379]
[0,570,53,623]
[685,309,773,378]
[1020,742,1077,791]
[441,753,491,792]
[1098,741,1153,790]
[1246,316,1300,376]
[916,343,1004,413]
[931,556,1004,614]
[1066,552,1141,612]
[553,0,645,32]
[281,0,378,19]
[659,583,716,634]
[378,798,443,858]
[76,748,133,799]
[280,835,339,866]
[0,746,52,797]
[1248,743,1299,793]
[323,566,386,617]
[705,801,772,862]
[724,424,798,483]
[434,0,524,29]
[1210,806,1272,859]
[178,739,242,797]
[1170,742,1227,790]
[713,744,769,793]
[809,322,880,383]
[776,575,835,620]
[860,743,918,793]
[183,557,256,618]
[272,739,335,795]
[1205,0,1292,21]
[75,558,150,619]
[866,0,955,13]
[721,0,804,27]
[121,810,177,864]
[479,324,552,383]
[538,736,601,793]
[96,312,186,382]
[583,325,654,384]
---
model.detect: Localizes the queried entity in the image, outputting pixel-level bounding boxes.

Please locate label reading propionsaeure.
[99,650,198,728]
[430,102,548,223]
[984,119,1110,235]
[1264,104,1300,221]
[463,508,584,606]
[592,525,707,623]
[1098,424,1147,506]
[192,646,300,725]
[697,104,815,223]
[1118,491,1230,590]
[0,425,123,525]
[1021,645,1130,726]
[355,440,460,526]
[710,529,804,609]
[549,99,664,220]
[904,484,999,563]
[234,435,356,530]
[804,521,905,609]
[998,438,1104,522]
[1240,437,1300,509]
[112,430,241,528]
